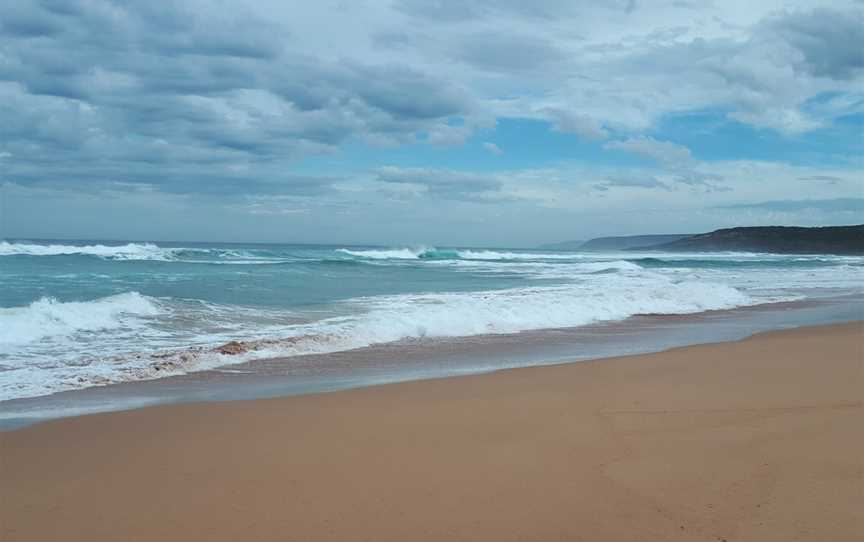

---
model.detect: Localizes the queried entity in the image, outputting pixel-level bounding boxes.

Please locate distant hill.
[646,225,864,254]
[579,234,693,251]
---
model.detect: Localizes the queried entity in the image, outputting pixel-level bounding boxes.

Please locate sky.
[0,0,862,247]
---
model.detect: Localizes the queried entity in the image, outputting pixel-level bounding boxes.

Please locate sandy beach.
[2,322,862,541]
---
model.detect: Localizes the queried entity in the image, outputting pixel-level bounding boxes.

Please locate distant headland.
[548,225,864,254]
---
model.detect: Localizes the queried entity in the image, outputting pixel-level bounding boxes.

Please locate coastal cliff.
[647,225,864,254]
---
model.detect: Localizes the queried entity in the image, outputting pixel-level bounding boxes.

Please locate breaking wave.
[0,241,177,261]
[456,250,587,260]
[317,277,761,345]
[0,241,290,264]
[336,247,587,261]
[0,292,162,346]
[1,271,792,400]
[5,240,850,402]
[3,241,622,265]
[336,247,440,260]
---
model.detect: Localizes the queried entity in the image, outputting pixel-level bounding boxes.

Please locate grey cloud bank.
[0,0,861,245]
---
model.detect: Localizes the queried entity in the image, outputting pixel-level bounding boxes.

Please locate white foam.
[0,270,781,401]
[5,247,853,401]
[125,273,773,392]
[0,241,176,260]
[326,275,763,345]
[0,241,302,264]
[457,249,585,260]
[336,247,431,259]
[337,247,597,261]
[426,259,645,280]
[0,292,162,346]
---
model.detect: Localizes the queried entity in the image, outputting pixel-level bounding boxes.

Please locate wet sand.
[2,322,862,541]
[4,294,860,430]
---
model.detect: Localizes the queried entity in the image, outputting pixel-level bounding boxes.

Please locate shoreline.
[2,321,862,541]
[2,292,861,429]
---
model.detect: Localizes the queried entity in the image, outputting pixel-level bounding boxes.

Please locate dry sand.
[2,322,862,541]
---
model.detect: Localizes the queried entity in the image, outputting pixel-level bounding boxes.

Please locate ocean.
[1,239,862,405]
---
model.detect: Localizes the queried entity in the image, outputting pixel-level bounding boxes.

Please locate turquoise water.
[1,239,862,400]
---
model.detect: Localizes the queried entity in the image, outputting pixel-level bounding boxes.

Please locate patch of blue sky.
[294,102,862,177]
[295,118,647,175]
[651,106,863,166]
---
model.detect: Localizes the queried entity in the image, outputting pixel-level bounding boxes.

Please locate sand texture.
[2,322,862,541]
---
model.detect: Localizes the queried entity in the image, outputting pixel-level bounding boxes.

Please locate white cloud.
[604,137,693,166]
[542,108,608,140]
[482,142,503,155]
[1,0,862,243]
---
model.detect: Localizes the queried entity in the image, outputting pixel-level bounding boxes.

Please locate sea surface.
[1,239,862,403]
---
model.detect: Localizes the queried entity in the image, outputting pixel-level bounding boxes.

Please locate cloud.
[483,4,864,135]
[425,123,474,147]
[374,166,505,201]
[768,8,864,81]
[482,142,504,155]
[715,198,864,213]
[452,32,568,73]
[394,0,609,22]
[542,108,608,140]
[797,175,843,184]
[596,174,669,191]
[4,0,862,197]
[6,156,862,245]
[601,137,732,190]
[1,0,862,244]
[0,0,476,196]
[604,137,692,166]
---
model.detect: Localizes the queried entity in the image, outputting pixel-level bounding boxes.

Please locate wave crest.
[0,274,800,401]
[0,241,175,261]
[0,241,291,264]
[0,292,162,346]
[336,247,591,261]
[336,247,433,260]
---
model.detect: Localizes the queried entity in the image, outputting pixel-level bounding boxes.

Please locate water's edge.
[1,294,861,431]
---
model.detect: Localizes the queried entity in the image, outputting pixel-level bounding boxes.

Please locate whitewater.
[1,240,862,400]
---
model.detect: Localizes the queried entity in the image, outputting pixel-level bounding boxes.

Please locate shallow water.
[1,239,862,401]
[1,294,860,430]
